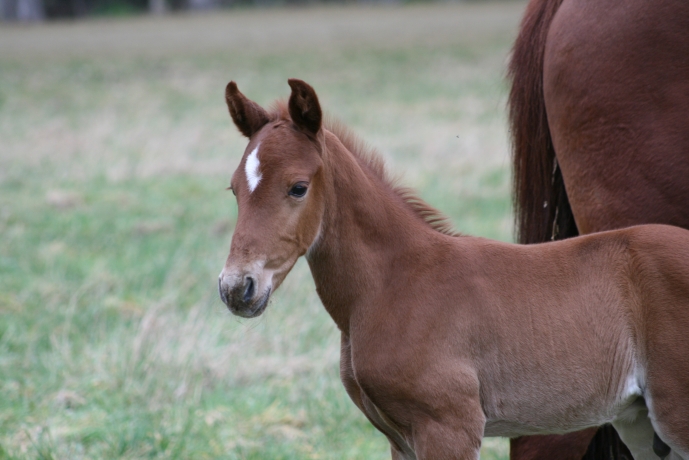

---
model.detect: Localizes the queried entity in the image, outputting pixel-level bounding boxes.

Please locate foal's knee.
[412,416,483,460]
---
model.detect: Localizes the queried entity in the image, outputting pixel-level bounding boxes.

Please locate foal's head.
[218,80,326,318]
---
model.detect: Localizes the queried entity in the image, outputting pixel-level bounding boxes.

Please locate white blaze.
[245,144,262,193]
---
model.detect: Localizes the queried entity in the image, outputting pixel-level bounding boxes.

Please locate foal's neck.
[306,131,442,334]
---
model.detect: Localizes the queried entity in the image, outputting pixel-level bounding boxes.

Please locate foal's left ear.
[287,79,322,136]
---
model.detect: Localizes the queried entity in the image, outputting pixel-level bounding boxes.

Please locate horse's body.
[509,0,689,457]
[218,80,689,460]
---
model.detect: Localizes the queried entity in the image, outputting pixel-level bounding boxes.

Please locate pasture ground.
[0,2,523,458]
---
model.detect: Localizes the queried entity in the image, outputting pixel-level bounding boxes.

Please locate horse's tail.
[508,0,578,244]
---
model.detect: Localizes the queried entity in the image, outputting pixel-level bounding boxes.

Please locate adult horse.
[218,79,689,459]
[508,0,689,458]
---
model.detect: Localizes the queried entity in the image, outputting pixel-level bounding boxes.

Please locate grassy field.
[0,3,524,458]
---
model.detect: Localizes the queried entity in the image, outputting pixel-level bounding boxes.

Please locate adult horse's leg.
[510,430,596,460]
[510,427,633,460]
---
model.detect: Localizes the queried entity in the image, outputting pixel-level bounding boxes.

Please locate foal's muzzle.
[218,275,271,318]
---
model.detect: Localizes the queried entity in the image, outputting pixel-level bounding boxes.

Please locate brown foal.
[218,80,689,460]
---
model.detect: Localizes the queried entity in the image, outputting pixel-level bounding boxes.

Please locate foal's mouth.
[235,289,271,318]
[220,281,272,318]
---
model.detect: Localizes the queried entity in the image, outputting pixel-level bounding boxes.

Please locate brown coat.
[219,80,689,460]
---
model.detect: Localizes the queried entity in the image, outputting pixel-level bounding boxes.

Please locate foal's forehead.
[233,121,319,191]
[243,122,319,165]
[251,121,313,156]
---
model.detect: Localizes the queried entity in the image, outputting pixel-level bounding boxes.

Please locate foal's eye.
[289,183,308,198]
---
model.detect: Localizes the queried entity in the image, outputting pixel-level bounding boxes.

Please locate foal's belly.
[483,415,607,438]
[481,366,643,438]
[483,400,625,438]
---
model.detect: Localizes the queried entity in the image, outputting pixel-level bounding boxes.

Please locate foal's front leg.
[411,398,485,460]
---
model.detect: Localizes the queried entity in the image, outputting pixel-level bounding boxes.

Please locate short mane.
[269,101,460,237]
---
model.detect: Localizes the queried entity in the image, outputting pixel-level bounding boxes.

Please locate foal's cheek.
[299,194,324,247]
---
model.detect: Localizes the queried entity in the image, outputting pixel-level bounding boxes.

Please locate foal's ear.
[225,81,270,138]
[287,79,322,136]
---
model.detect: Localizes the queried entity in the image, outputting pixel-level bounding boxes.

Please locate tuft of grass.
[0,2,523,458]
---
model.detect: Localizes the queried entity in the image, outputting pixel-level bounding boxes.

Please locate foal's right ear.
[225,81,270,138]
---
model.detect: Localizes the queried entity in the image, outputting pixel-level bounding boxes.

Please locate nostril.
[243,276,255,303]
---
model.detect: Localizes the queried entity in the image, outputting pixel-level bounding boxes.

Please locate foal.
[218,80,689,460]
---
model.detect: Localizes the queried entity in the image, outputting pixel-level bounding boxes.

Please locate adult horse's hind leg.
[510,430,596,460]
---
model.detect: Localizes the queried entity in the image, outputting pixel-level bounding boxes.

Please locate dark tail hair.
[508,0,578,244]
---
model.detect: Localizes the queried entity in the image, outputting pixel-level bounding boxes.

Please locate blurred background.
[1,0,523,458]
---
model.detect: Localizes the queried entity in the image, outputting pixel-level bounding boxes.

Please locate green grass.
[0,3,522,458]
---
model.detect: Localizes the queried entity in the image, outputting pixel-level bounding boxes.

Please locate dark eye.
[289,183,308,198]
